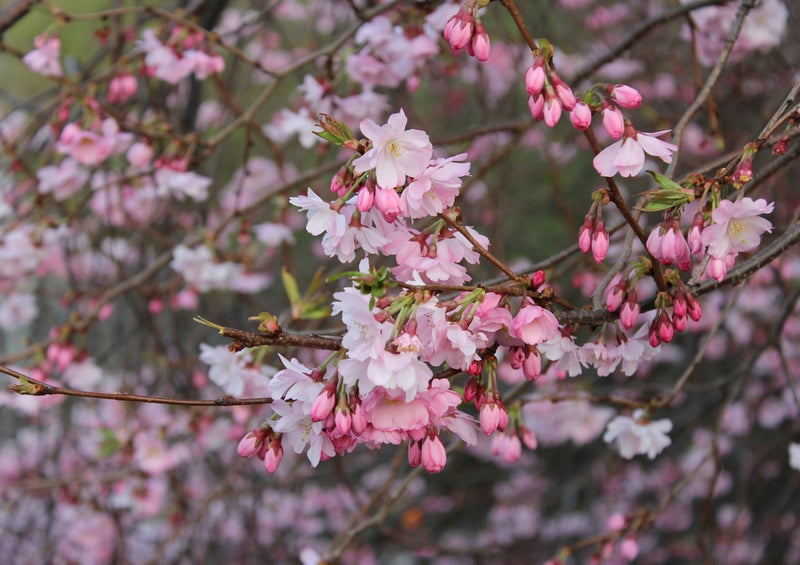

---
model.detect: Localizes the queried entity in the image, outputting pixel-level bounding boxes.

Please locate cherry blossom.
[352,109,433,189]
[22,33,63,77]
[593,129,678,178]
[603,409,672,459]
[701,197,774,260]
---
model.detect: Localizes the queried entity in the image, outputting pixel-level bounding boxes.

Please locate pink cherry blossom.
[36,158,89,201]
[399,153,470,219]
[593,129,678,178]
[23,33,63,77]
[603,409,672,459]
[701,197,774,259]
[512,303,560,346]
[646,220,691,271]
[353,109,432,189]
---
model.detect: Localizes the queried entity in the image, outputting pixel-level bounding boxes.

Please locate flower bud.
[554,82,577,111]
[408,440,421,467]
[525,63,546,95]
[602,105,625,139]
[508,346,525,370]
[606,281,626,312]
[543,97,562,128]
[480,400,502,435]
[610,84,642,109]
[237,430,265,458]
[421,433,446,473]
[374,186,401,222]
[657,310,674,343]
[522,348,542,380]
[264,439,283,473]
[579,215,594,253]
[619,293,639,330]
[570,101,592,130]
[591,218,609,263]
[471,22,491,61]
[528,94,545,121]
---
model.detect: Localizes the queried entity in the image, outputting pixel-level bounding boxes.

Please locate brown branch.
[217,326,343,351]
[0,365,271,406]
[0,0,35,35]
[499,0,537,52]
[439,212,524,283]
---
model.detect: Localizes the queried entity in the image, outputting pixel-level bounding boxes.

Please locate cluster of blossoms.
[4,1,798,562]
[237,108,676,472]
[444,0,491,62]
[137,28,225,84]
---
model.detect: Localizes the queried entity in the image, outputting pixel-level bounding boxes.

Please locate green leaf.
[98,428,120,457]
[313,130,342,145]
[281,268,301,306]
[647,171,683,191]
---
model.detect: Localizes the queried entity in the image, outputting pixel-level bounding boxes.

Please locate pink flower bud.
[408,440,421,467]
[467,359,483,375]
[555,82,577,111]
[148,297,164,314]
[673,290,687,318]
[619,294,639,330]
[480,401,502,435]
[127,142,152,168]
[688,212,705,254]
[491,432,521,463]
[531,270,546,289]
[334,407,352,435]
[351,401,367,435]
[525,63,546,95]
[570,101,592,130]
[579,215,594,253]
[606,282,626,312]
[673,313,687,332]
[108,73,138,104]
[330,168,349,196]
[421,434,447,473]
[522,348,541,380]
[520,425,538,450]
[607,513,627,531]
[686,294,702,322]
[471,23,490,61]
[528,94,545,121]
[657,310,674,343]
[591,219,609,263]
[773,135,789,155]
[648,322,661,348]
[356,186,374,212]
[447,11,473,50]
[374,186,401,222]
[508,346,525,370]
[706,256,727,282]
[610,84,642,109]
[463,377,478,403]
[619,537,639,561]
[602,105,625,139]
[237,430,264,458]
[310,388,336,422]
[264,440,283,473]
[543,97,562,128]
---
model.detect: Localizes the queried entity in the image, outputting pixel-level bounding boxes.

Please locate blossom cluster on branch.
[0,0,798,563]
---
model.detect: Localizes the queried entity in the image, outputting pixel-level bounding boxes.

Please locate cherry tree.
[0,0,798,563]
